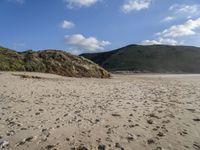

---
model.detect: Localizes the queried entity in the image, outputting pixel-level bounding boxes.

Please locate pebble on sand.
[0,139,9,148]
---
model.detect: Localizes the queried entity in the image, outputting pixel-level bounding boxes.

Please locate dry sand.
[0,72,200,150]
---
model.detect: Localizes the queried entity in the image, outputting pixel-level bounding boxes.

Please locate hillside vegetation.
[81,45,200,73]
[0,46,110,78]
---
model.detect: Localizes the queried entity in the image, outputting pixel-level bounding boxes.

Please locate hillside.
[81,45,200,73]
[0,46,110,78]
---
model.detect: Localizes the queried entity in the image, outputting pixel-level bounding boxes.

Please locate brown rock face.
[0,47,110,78]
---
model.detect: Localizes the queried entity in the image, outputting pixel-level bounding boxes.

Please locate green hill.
[0,46,110,78]
[81,45,200,73]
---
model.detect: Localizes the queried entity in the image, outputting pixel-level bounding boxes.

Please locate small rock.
[15,136,33,147]
[127,134,136,142]
[95,119,100,123]
[42,128,48,132]
[115,143,124,150]
[115,143,122,148]
[74,110,81,114]
[193,142,200,149]
[157,132,164,137]
[186,109,195,113]
[147,119,154,124]
[78,146,88,150]
[107,128,112,134]
[129,123,139,128]
[35,112,40,115]
[153,128,158,131]
[112,113,121,117]
[98,144,106,150]
[63,113,68,117]
[0,139,9,148]
[105,137,112,142]
[15,141,26,147]
[39,109,44,112]
[129,125,135,128]
[148,113,160,119]
[193,118,200,122]
[180,131,188,136]
[20,127,27,130]
[42,129,50,137]
[127,137,134,141]
[45,145,55,150]
[6,130,15,136]
[147,138,155,144]
[162,120,170,124]
[25,136,34,142]
[184,145,189,148]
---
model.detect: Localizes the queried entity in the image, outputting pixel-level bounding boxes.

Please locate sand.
[0,72,200,150]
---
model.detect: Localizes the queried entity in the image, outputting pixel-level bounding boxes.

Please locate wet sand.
[0,72,200,150]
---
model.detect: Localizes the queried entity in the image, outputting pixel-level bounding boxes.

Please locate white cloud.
[169,4,200,15]
[121,0,151,13]
[61,20,74,29]
[64,34,110,52]
[161,4,200,23]
[142,38,178,45]
[67,47,82,55]
[162,16,175,22]
[144,4,200,46]
[157,18,200,38]
[63,0,98,8]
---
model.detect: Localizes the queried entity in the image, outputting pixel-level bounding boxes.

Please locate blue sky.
[0,0,200,54]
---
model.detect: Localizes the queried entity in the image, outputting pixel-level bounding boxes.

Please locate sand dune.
[0,72,200,150]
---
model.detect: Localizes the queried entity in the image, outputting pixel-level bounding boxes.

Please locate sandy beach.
[0,72,200,150]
